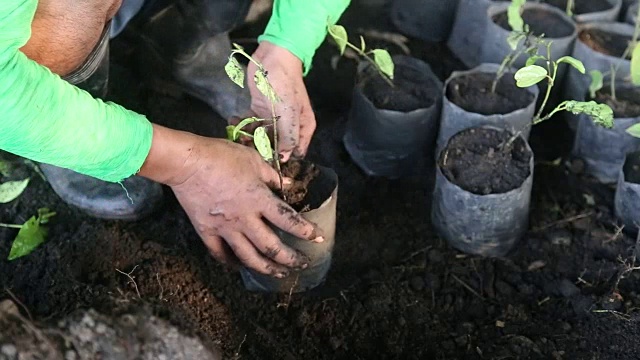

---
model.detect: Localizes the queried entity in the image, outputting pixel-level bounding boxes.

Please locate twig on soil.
[232,334,248,360]
[604,225,625,244]
[115,265,141,299]
[592,309,631,320]
[537,297,550,306]
[532,212,593,232]
[451,274,484,300]
[156,273,164,301]
[4,288,32,321]
[399,246,432,264]
[277,274,299,310]
[612,226,640,293]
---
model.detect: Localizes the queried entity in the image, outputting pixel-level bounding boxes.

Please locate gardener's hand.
[139,125,324,276]
[247,41,316,162]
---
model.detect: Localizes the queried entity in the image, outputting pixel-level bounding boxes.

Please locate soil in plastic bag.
[623,153,640,183]
[579,29,632,58]
[446,72,534,115]
[361,64,438,112]
[493,8,575,38]
[440,128,532,195]
[542,0,612,14]
[593,87,640,118]
[278,160,320,212]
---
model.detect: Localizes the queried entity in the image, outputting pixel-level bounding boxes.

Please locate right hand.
[139,125,324,277]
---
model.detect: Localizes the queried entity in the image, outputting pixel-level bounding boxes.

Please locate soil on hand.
[543,0,613,14]
[279,160,320,211]
[593,86,640,118]
[446,72,534,115]
[494,8,575,38]
[579,28,632,58]
[361,62,438,112]
[440,128,532,194]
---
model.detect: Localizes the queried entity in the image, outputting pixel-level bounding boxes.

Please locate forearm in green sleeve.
[258,0,351,75]
[0,0,153,183]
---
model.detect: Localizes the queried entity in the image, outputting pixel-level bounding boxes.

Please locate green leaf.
[525,55,545,67]
[254,70,280,103]
[233,117,262,141]
[557,56,585,74]
[508,0,526,32]
[514,65,548,87]
[564,100,614,128]
[627,123,640,138]
[631,43,640,86]
[372,49,395,80]
[253,127,273,162]
[360,35,366,52]
[232,43,244,51]
[0,159,11,177]
[224,56,245,88]
[328,24,348,55]
[588,70,604,98]
[0,178,29,203]
[8,208,56,261]
[507,32,526,51]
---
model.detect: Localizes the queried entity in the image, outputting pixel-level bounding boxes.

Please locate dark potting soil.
[361,63,438,112]
[593,86,640,118]
[440,127,532,194]
[579,28,632,58]
[5,2,640,360]
[494,8,575,38]
[279,160,320,211]
[446,72,534,115]
[623,153,640,183]
[543,0,613,14]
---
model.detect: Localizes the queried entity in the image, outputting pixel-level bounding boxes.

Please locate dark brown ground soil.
[543,0,613,14]
[440,128,532,195]
[594,86,640,118]
[580,28,632,58]
[2,1,640,359]
[361,61,438,112]
[494,8,576,38]
[447,72,535,115]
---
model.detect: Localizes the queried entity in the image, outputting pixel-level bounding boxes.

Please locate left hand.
[246,41,316,162]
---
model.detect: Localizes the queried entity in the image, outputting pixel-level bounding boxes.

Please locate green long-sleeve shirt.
[0,0,349,182]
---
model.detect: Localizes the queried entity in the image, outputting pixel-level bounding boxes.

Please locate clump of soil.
[593,86,640,118]
[361,63,438,112]
[446,72,534,115]
[623,152,640,183]
[543,0,612,14]
[280,160,320,211]
[494,8,575,38]
[579,28,632,57]
[440,127,532,194]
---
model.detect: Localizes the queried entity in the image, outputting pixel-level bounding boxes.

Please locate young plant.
[565,0,575,17]
[1,208,56,260]
[515,41,614,128]
[224,44,284,191]
[327,23,395,87]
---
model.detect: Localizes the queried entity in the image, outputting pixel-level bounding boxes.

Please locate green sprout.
[1,208,56,260]
[327,23,395,87]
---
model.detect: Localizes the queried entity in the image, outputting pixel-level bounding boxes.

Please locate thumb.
[258,160,293,190]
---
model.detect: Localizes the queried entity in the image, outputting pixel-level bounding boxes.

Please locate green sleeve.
[258,0,351,75]
[0,0,153,183]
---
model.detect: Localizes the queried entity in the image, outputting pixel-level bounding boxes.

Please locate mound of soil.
[361,62,438,112]
[440,127,532,194]
[543,0,613,14]
[593,86,640,119]
[579,28,632,58]
[494,8,575,38]
[446,72,535,115]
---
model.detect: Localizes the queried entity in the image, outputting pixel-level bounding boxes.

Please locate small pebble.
[1,344,17,357]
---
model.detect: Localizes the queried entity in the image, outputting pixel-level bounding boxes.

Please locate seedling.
[1,208,56,260]
[565,0,575,17]
[224,44,284,191]
[327,23,395,87]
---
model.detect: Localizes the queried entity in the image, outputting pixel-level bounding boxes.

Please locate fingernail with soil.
[312,236,325,243]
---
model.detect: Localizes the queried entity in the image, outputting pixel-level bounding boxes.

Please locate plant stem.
[533,43,556,123]
[344,41,395,87]
[0,223,22,229]
[611,63,617,100]
[566,0,574,16]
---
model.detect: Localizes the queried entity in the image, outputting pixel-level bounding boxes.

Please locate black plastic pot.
[436,63,539,155]
[481,2,577,72]
[539,0,621,22]
[572,85,640,184]
[447,0,493,68]
[625,1,638,23]
[432,126,534,257]
[391,0,460,42]
[564,22,634,130]
[622,0,637,19]
[343,55,443,178]
[241,165,338,293]
[615,151,640,232]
